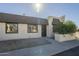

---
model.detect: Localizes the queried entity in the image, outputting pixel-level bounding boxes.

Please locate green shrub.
[56,20,77,34]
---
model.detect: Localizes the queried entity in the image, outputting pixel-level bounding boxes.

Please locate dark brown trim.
[5,22,18,34]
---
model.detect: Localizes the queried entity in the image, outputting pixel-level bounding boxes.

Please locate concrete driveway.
[0,38,79,56]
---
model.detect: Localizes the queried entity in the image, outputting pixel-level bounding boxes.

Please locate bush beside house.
[55,20,77,42]
[56,20,76,34]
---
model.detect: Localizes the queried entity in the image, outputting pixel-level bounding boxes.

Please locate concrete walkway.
[0,38,79,56]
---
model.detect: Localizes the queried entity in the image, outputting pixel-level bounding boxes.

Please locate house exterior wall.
[47,16,65,38]
[47,16,53,37]
[75,32,79,39]
[0,22,41,41]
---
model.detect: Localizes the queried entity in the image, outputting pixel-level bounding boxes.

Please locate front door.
[41,25,47,37]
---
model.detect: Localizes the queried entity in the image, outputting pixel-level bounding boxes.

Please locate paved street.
[0,38,79,56]
[0,37,51,52]
[54,46,79,56]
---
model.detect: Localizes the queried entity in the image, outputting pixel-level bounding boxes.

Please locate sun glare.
[34,3,42,13]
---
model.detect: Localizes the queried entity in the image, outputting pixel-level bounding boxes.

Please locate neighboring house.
[0,13,65,41]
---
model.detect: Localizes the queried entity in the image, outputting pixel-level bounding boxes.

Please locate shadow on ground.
[0,38,51,53]
[53,46,79,56]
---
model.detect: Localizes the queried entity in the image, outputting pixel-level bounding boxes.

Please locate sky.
[0,3,79,27]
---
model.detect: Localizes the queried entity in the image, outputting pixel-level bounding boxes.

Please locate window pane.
[6,23,18,33]
[28,25,38,33]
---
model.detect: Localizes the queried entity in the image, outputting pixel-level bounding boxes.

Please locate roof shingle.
[0,13,48,25]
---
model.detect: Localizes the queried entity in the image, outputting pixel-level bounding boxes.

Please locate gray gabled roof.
[0,13,48,25]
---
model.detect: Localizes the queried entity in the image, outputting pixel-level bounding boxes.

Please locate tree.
[56,20,77,34]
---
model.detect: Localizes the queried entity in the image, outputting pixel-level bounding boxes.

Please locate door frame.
[41,25,47,37]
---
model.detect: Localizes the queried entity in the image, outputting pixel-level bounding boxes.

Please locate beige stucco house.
[0,13,65,41]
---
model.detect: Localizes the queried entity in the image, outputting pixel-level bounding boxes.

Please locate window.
[28,24,38,33]
[6,23,18,33]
